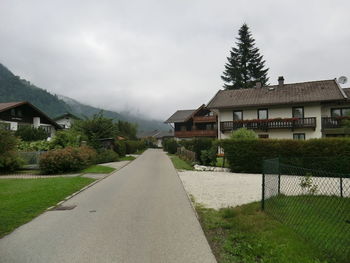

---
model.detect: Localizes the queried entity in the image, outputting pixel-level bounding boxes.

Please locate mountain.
[0,63,168,132]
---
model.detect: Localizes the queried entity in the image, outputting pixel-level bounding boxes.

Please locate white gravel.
[179,171,262,209]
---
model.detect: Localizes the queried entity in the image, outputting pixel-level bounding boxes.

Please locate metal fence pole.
[261,173,265,211]
[340,177,343,198]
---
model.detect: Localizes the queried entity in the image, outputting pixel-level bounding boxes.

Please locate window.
[293,133,305,140]
[258,109,268,119]
[331,108,350,117]
[233,110,243,120]
[292,107,304,118]
[258,134,269,139]
[11,109,16,116]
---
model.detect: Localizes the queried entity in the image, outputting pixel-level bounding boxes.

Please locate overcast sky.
[1,0,349,120]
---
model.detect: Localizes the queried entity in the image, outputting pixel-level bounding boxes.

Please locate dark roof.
[0,101,62,129]
[165,109,196,123]
[343,88,350,98]
[54,112,80,121]
[155,130,174,139]
[207,79,348,109]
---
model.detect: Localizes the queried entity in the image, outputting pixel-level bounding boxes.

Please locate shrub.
[230,128,257,139]
[179,138,215,164]
[15,126,48,141]
[114,140,126,157]
[163,138,178,154]
[39,146,96,174]
[0,129,23,172]
[200,144,218,166]
[17,140,51,151]
[125,140,147,154]
[95,149,119,164]
[49,129,84,149]
[220,138,350,173]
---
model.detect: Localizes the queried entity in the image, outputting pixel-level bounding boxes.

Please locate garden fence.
[176,147,196,163]
[262,158,350,263]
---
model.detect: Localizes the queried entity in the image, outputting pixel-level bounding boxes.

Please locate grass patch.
[196,201,332,263]
[119,155,136,161]
[216,157,230,168]
[0,177,95,237]
[81,165,115,174]
[135,149,146,155]
[168,154,194,170]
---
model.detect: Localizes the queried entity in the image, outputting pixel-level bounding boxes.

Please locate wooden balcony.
[193,116,217,123]
[221,117,317,132]
[322,117,350,129]
[175,129,217,138]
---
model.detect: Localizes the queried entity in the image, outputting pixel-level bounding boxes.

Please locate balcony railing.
[175,129,217,138]
[221,117,317,132]
[193,116,217,123]
[322,117,350,129]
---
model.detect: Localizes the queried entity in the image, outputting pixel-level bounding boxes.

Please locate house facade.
[207,77,350,140]
[54,112,80,129]
[0,101,61,138]
[165,104,217,139]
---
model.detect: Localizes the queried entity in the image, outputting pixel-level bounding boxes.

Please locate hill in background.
[0,63,168,132]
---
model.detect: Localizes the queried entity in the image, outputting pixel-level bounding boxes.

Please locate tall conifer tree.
[221,24,269,89]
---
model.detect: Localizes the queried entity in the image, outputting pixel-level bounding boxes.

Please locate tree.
[230,128,257,140]
[221,23,269,89]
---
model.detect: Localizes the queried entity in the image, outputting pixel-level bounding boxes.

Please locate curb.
[46,160,134,211]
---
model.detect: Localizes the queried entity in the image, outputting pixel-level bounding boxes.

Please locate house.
[54,112,80,129]
[165,104,217,139]
[207,77,350,140]
[138,129,174,147]
[0,101,61,138]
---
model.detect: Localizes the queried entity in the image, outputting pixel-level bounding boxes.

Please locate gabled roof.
[54,112,80,121]
[207,79,348,109]
[0,101,62,129]
[164,109,196,123]
[343,88,350,98]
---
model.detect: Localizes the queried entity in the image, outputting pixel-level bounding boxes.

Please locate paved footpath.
[0,149,216,263]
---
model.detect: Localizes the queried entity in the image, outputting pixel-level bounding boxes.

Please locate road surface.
[0,149,216,263]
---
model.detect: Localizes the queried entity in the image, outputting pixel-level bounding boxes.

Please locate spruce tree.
[221,24,269,89]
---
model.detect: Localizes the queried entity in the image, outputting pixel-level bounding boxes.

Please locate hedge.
[125,140,147,154]
[0,129,23,172]
[179,138,215,164]
[39,146,96,174]
[220,138,350,174]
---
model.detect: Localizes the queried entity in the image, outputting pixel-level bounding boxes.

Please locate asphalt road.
[0,149,216,263]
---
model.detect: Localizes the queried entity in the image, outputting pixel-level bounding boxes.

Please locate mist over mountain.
[0,63,168,132]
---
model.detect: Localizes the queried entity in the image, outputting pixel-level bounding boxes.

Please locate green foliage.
[17,140,51,151]
[49,129,84,149]
[39,146,96,174]
[168,154,194,170]
[179,138,215,164]
[81,165,115,174]
[125,140,147,154]
[117,120,137,140]
[230,127,257,139]
[114,140,126,157]
[200,145,217,166]
[15,126,48,141]
[95,149,119,164]
[73,112,118,149]
[299,173,318,195]
[221,23,269,89]
[0,129,23,172]
[220,138,350,173]
[163,138,178,154]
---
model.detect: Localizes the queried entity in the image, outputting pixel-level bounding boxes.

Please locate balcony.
[221,117,317,132]
[193,116,217,123]
[322,117,350,129]
[175,129,217,138]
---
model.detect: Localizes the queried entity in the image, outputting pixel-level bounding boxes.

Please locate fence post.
[261,173,265,211]
[340,177,343,198]
[277,157,281,195]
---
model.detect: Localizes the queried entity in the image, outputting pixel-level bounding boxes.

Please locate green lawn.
[0,177,95,237]
[119,155,136,161]
[168,154,194,170]
[81,165,115,174]
[216,157,230,168]
[196,201,335,263]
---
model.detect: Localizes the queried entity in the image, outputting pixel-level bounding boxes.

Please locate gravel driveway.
[179,171,261,209]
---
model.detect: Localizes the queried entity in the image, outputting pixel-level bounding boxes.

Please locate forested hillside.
[0,63,167,132]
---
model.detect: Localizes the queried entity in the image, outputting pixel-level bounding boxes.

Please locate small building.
[138,129,174,147]
[54,112,80,129]
[165,104,217,139]
[207,77,350,140]
[0,101,61,138]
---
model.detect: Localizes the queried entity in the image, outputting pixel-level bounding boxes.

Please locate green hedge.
[95,149,119,164]
[125,140,147,154]
[220,138,350,174]
[163,138,178,154]
[0,129,23,172]
[179,138,215,164]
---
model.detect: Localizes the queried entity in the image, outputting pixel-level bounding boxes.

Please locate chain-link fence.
[262,158,350,263]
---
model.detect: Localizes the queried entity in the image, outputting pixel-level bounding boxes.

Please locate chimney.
[255,81,262,88]
[278,76,284,86]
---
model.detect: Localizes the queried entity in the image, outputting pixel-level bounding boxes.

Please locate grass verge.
[216,157,230,168]
[81,165,115,174]
[196,201,331,263]
[168,154,194,170]
[119,155,136,161]
[0,177,95,238]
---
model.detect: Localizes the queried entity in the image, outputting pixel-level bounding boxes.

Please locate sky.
[1,0,350,120]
